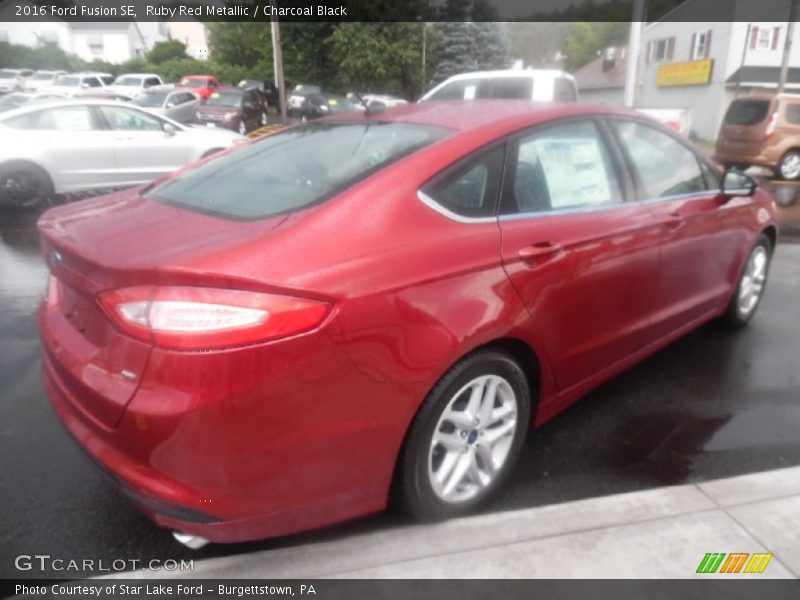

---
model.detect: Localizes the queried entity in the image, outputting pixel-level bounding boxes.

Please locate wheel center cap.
[467,430,479,444]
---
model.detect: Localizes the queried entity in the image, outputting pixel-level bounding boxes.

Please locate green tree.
[146,40,188,64]
[328,23,424,99]
[430,21,509,85]
[206,22,271,69]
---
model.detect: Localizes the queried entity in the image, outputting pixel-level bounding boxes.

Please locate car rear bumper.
[39,302,415,543]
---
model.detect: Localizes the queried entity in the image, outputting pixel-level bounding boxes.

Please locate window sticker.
[534,138,613,208]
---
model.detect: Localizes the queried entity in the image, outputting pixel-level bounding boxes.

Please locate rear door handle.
[518,241,563,262]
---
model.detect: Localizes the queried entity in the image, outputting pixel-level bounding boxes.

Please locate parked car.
[35,101,776,547]
[194,87,267,134]
[637,108,692,137]
[132,86,200,123]
[177,75,220,101]
[106,73,164,97]
[300,93,359,120]
[0,68,34,94]
[288,83,322,116]
[238,79,279,109]
[23,70,68,92]
[0,99,245,209]
[0,91,63,112]
[46,72,107,98]
[715,93,800,180]
[420,69,579,103]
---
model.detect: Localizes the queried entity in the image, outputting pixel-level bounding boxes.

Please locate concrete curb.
[113,465,800,579]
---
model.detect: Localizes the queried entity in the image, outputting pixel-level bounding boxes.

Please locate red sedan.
[38,101,777,548]
[176,75,220,101]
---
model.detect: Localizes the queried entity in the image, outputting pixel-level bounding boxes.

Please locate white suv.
[420,69,579,103]
[106,73,164,96]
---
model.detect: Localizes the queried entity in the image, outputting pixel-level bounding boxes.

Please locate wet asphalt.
[1,200,799,579]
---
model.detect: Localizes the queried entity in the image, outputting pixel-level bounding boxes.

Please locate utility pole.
[624,0,646,107]
[735,23,751,98]
[778,0,798,93]
[421,23,427,97]
[270,5,287,124]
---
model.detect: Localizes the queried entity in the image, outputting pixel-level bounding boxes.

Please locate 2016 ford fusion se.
[38,101,777,548]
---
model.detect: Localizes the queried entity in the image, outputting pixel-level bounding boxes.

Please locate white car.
[131,86,200,124]
[105,73,164,97]
[420,69,579,103]
[24,70,68,92]
[46,73,107,98]
[0,69,34,94]
[0,99,247,208]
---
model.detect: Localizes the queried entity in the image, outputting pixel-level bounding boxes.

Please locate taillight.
[98,286,330,350]
[765,112,778,139]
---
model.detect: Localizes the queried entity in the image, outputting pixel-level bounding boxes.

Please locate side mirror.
[163,123,178,136]
[721,169,757,198]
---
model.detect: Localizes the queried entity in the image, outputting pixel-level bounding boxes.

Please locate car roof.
[183,75,214,80]
[0,98,159,120]
[439,69,575,82]
[116,73,160,78]
[327,100,641,134]
[140,85,177,92]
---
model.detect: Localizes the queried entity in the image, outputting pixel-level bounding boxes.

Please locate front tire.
[237,119,247,135]
[0,163,54,210]
[260,111,268,126]
[776,150,800,180]
[721,234,772,327]
[394,349,531,522]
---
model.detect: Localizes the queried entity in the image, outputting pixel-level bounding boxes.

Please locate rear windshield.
[146,122,450,220]
[133,92,168,108]
[206,92,243,107]
[425,77,533,101]
[724,99,772,126]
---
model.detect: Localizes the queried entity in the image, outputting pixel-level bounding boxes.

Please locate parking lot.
[1,195,799,578]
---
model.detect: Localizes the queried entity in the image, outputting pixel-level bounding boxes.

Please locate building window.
[751,26,780,50]
[692,30,712,59]
[648,37,675,63]
[88,34,103,57]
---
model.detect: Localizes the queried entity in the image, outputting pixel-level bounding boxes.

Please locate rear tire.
[0,163,54,210]
[237,120,247,135]
[394,349,531,522]
[776,150,800,180]
[721,234,772,327]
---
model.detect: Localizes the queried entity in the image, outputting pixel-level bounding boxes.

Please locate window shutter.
[705,30,712,58]
[772,27,780,50]
[690,33,697,59]
[751,25,759,49]
[667,37,675,60]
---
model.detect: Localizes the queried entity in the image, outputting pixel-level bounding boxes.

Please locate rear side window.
[785,103,800,125]
[147,122,451,220]
[477,78,533,100]
[4,106,97,131]
[613,120,706,198]
[724,100,771,126]
[422,146,505,218]
[501,120,622,214]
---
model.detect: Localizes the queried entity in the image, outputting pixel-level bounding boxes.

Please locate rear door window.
[425,79,481,101]
[785,103,800,125]
[554,78,578,102]
[479,78,533,100]
[724,100,771,126]
[501,120,622,214]
[147,122,451,220]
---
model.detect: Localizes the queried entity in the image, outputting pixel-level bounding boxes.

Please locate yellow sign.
[656,59,713,87]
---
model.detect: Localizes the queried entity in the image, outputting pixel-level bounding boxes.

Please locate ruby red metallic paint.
[37,101,777,543]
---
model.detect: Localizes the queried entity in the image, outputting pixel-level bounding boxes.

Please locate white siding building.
[639,0,800,140]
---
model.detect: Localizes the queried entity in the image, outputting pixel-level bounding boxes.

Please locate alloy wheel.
[1,171,46,209]
[238,120,247,135]
[428,374,518,503]
[780,152,800,180]
[738,245,768,317]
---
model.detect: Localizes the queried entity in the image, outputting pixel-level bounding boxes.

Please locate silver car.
[131,86,200,123]
[0,99,247,209]
[0,69,34,94]
[24,70,68,92]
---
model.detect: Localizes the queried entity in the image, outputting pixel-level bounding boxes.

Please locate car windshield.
[180,78,206,88]
[324,97,359,113]
[31,73,54,81]
[724,100,771,126]
[114,76,144,87]
[53,76,80,87]
[133,92,169,108]
[147,122,451,220]
[206,92,243,107]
